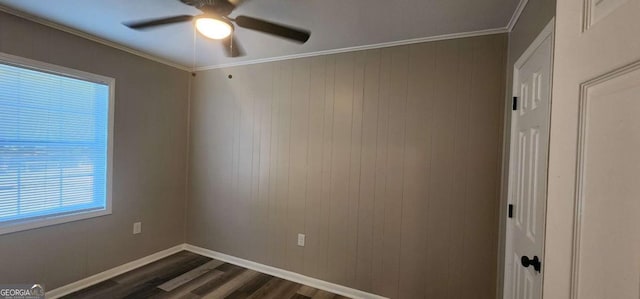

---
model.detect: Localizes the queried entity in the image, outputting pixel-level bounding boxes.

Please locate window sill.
[0,207,112,236]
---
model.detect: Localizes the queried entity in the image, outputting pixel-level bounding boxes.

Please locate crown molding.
[2,3,521,72]
[507,0,530,31]
[195,27,509,71]
[0,5,192,72]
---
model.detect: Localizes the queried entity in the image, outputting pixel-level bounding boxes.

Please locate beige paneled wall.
[187,33,507,299]
[0,11,189,290]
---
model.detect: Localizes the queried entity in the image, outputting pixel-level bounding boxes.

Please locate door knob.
[521,255,541,272]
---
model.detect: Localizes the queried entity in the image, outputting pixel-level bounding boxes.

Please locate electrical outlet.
[297,233,305,247]
[133,222,142,234]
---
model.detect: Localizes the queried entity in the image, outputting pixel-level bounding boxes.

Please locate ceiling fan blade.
[221,35,245,57]
[227,0,249,8]
[234,15,310,43]
[124,15,194,30]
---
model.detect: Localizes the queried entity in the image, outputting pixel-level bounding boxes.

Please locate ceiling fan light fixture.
[195,16,232,39]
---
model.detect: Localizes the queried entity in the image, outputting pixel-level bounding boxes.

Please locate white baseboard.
[183,244,387,299]
[46,243,386,299]
[46,244,185,299]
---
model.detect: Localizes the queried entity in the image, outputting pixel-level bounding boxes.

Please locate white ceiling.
[0,0,520,70]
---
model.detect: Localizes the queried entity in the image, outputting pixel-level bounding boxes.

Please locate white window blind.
[0,54,113,234]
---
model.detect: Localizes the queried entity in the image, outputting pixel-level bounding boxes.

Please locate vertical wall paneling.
[380,45,410,298]
[371,47,392,296]
[252,63,274,265]
[348,52,366,287]
[303,56,328,278]
[266,62,282,266]
[319,56,336,280]
[447,37,474,299]
[354,49,381,292]
[287,58,311,273]
[398,41,436,299]
[236,66,255,260]
[425,39,461,298]
[274,61,293,269]
[327,52,356,286]
[464,35,505,297]
[188,34,507,299]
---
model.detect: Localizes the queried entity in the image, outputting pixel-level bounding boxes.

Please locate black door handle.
[521,255,541,272]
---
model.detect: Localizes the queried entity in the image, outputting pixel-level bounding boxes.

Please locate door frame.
[502,18,555,299]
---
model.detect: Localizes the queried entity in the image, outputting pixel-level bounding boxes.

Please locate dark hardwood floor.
[63,251,351,299]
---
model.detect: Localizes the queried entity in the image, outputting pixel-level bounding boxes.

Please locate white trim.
[507,0,530,31]
[0,52,115,85]
[0,5,191,72]
[45,243,387,299]
[1,1,528,71]
[184,244,387,299]
[1,3,521,71]
[0,209,111,236]
[45,244,185,299]
[0,52,115,236]
[107,61,116,224]
[194,27,508,71]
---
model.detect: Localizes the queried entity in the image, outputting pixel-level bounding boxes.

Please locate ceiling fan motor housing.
[180,0,235,16]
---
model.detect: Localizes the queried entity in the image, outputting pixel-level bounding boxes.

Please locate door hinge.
[508,204,514,218]
[512,97,518,111]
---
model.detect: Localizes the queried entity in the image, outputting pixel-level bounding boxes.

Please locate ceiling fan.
[123,0,311,57]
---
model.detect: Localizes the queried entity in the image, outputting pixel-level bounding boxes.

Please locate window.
[0,53,113,235]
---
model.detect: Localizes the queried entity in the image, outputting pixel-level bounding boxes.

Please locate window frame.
[0,52,114,235]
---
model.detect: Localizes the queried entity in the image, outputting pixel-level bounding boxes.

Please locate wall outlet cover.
[297,233,305,247]
[133,222,142,234]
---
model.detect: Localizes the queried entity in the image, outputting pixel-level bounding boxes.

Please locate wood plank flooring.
[63,251,351,299]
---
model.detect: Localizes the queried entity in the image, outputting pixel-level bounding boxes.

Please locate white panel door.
[503,21,553,299]
[544,0,640,298]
